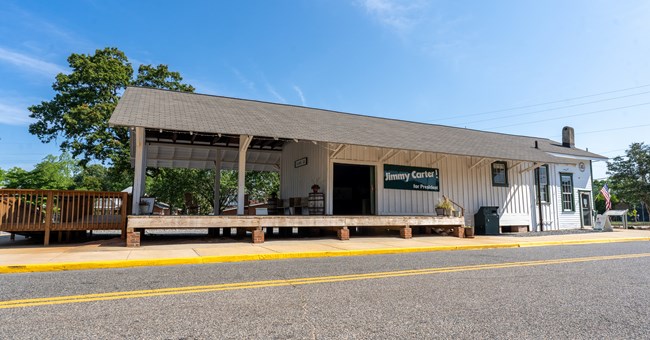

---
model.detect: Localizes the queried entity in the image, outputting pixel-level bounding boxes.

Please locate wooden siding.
[552,163,592,229]
[280,141,328,199]
[322,144,593,230]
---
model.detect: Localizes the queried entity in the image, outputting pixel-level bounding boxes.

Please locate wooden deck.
[126,215,465,245]
[1,189,128,246]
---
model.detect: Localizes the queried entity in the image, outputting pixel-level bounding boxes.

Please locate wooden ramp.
[126,215,465,246]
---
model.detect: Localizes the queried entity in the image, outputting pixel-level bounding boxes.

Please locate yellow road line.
[1,252,649,309]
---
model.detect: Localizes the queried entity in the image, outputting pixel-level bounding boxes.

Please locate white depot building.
[110,87,606,233]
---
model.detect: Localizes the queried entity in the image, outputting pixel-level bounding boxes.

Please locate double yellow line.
[1,252,648,309]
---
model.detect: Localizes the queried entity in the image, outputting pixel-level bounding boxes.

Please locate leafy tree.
[28,47,194,171]
[147,169,280,214]
[3,154,78,190]
[146,168,214,213]
[0,168,5,188]
[245,171,280,202]
[217,170,280,212]
[607,142,650,211]
[26,47,279,208]
[73,164,110,191]
[3,167,31,189]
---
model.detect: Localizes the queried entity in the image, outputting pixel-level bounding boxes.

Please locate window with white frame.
[560,173,574,211]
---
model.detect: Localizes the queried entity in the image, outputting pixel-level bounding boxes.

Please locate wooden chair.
[184,193,200,215]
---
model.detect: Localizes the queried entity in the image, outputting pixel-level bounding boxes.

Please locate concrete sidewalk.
[1,229,649,273]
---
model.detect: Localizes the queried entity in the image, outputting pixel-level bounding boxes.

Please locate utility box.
[474,206,500,235]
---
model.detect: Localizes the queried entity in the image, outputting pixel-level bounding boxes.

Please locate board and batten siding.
[325,144,536,227]
[280,141,328,199]
[279,142,593,230]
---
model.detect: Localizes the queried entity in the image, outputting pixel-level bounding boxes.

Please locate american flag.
[600,184,611,211]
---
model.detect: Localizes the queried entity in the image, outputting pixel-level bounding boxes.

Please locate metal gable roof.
[109,87,607,164]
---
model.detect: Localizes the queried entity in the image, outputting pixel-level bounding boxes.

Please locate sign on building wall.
[383,164,439,191]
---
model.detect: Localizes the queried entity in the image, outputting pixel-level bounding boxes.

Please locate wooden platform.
[126,215,465,245]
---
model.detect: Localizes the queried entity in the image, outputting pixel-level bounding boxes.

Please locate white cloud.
[266,84,286,104]
[358,0,426,34]
[232,68,256,91]
[0,99,33,125]
[0,47,66,77]
[293,85,306,106]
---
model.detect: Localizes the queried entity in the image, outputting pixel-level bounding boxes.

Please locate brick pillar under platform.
[126,231,140,247]
[400,226,412,239]
[252,229,264,244]
[337,227,350,241]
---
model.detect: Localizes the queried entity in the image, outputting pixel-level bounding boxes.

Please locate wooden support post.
[237,135,253,215]
[120,191,128,240]
[132,127,147,215]
[337,227,350,240]
[44,191,53,246]
[214,150,222,215]
[330,144,348,159]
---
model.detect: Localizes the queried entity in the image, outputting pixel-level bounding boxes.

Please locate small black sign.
[294,157,308,168]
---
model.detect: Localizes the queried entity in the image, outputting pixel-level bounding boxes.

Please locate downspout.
[589,160,595,225]
[537,165,543,232]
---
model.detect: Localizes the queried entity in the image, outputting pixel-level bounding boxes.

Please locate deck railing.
[0,189,128,245]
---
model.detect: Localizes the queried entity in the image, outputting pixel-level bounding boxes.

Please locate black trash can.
[474,206,500,235]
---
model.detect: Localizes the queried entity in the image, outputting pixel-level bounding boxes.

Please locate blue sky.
[1,0,649,179]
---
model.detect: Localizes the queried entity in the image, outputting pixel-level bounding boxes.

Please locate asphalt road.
[1,242,649,339]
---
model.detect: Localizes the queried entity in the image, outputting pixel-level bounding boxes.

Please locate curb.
[1,237,649,274]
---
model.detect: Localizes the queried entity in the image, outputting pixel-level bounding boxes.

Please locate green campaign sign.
[383,164,439,191]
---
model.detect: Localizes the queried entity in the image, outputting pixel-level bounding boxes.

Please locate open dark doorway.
[333,163,375,215]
